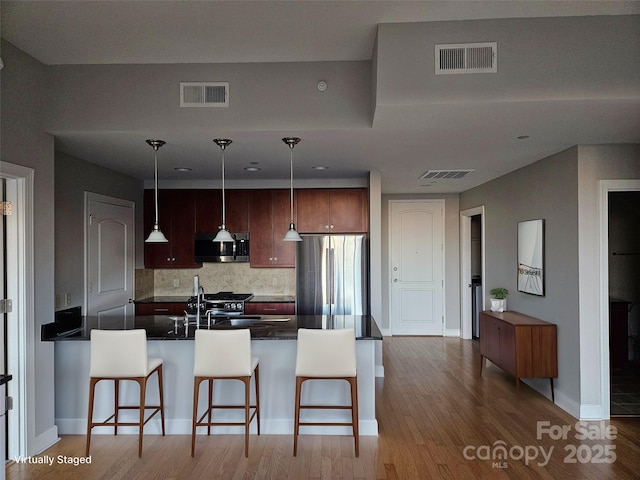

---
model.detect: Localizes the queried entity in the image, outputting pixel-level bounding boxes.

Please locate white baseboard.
[56,418,379,436]
[380,328,391,337]
[32,425,60,456]
[444,328,460,337]
[375,365,385,378]
[578,404,606,421]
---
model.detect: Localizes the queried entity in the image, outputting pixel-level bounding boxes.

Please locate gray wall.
[459,144,640,417]
[460,147,580,407]
[380,193,460,334]
[54,151,144,311]
[0,40,57,452]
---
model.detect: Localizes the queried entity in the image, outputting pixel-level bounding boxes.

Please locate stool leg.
[191,377,201,457]
[207,379,213,436]
[243,377,250,458]
[157,365,166,436]
[137,378,146,458]
[293,377,303,456]
[254,365,260,436]
[114,379,120,436]
[349,377,359,457]
[85,377,98,456]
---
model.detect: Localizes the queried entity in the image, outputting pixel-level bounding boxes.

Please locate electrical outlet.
[173,278,180,288]
[272,277,278,285]
[65,293,72,306]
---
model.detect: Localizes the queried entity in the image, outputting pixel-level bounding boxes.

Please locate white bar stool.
[85,329,165,458]
[294,328,359,456]
[191,329,260,457]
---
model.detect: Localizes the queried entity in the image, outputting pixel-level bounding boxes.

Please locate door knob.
[393,279,398,283]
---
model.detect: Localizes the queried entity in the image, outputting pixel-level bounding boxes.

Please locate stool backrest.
[295,328,357,377]
[194,329,252,377]
[89,329,148,377]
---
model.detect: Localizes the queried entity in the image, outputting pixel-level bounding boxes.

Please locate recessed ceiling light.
[517,135,530,139]
[174,167,192,172]
[317,80,327,92]
[244,166,261,172]
[313,166,329,170]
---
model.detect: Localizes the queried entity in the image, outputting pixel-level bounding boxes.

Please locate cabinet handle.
[264,308,277,311]
[154,308,169,312]
[330,224,334,229]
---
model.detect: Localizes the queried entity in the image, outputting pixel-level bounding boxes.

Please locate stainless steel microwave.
[194,232,250,263]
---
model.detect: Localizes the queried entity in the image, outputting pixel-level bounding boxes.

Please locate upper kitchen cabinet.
[296,188,368,233]
[194,189,249,233]
[144,189,201,268]
[248,189,295,268]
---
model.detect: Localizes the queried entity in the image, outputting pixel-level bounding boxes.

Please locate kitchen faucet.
[196,285,205,328]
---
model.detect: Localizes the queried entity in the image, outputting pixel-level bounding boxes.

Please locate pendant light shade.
[213,138,234,243]
[282,137,302,242]
[145,139,168,243]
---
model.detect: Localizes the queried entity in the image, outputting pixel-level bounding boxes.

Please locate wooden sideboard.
[479,310,558,401]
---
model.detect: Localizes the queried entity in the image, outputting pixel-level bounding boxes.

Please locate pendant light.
[282,137,302,242]
[212,138,234,243]
[145,139,169,243]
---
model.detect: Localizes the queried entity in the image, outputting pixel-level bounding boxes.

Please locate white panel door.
[390,200,444,335]
[87,193,135,318]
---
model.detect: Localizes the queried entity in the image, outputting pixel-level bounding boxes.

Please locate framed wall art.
[517,219,544,296]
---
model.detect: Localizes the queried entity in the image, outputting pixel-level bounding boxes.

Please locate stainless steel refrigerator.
[296,235,368,315]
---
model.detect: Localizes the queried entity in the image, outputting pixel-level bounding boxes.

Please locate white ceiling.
[3,1,640,193]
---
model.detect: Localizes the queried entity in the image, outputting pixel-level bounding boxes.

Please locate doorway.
[0,161,34,459]
[460,206,485,340]
[608,191,640,416]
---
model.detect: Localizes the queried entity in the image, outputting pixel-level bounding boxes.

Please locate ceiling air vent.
[420,169,474,180]
[435,42,497,75]
[180,82,229,107]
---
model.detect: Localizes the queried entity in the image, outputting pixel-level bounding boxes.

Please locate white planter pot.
[490,298,507,313]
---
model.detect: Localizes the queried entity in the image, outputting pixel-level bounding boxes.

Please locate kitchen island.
[47,314,381,437]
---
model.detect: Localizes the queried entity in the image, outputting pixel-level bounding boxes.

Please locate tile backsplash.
[136,264,295,298]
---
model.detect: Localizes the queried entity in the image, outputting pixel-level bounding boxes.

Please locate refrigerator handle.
[328,247,334,306]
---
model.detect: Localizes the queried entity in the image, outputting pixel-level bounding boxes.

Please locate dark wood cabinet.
[296,188,368,233]
[244,302,295,315]
[144,189,201,268]
[248,189,295,267]
[480,310,558,400]
[135,303,187,315]
[194,189,249,233]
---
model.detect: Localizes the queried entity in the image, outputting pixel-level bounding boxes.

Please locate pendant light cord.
[153,147,160,226]
[289,146,294,224]
[221,146,226,227]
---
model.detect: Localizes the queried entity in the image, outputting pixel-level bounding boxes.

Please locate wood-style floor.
[7,337,640,479]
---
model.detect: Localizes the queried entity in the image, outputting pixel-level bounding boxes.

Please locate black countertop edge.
[135,295,295,304]
[0,374,13,385]
[42,314,382,341]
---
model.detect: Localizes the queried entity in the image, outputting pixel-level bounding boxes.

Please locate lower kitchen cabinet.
[245,302,295,315]
[136,303,187,315]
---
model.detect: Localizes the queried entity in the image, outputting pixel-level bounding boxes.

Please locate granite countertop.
[42,314,382,341]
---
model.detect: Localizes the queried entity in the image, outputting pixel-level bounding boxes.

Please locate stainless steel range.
[187,292,254,316]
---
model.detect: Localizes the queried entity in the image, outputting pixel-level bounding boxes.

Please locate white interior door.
[86,193,135,318]
[390,200,444,335]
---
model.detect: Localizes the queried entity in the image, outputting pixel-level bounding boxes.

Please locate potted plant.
[489,288,509,312]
